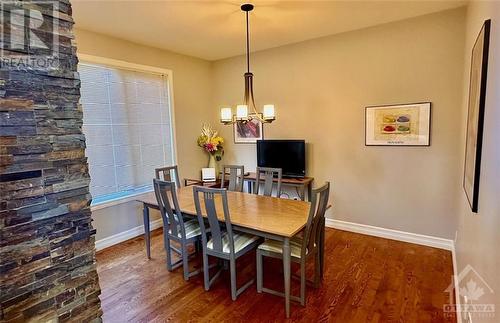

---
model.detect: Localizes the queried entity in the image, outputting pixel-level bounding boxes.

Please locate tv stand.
[244,172,314,201]
[282,174,305,179]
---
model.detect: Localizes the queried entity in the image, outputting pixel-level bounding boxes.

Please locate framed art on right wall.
[463,19,491,213]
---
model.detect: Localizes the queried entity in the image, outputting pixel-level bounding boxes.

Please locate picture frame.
[365,102,431,146]
[463,19,491,213]
[233,113,264,143]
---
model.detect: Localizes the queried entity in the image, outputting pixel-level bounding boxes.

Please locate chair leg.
[165,236,173,271]
[300,259,306,306]
[182,242,189,281]
[320,224,325,279]
[256,250,263,293]
[203,250,210,291]
[195,239,201,254]
[162,225,168,252]
[314,249,321,288]
[230,258,237,301]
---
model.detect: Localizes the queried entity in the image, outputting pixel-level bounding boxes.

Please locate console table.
[244,172,314,201]
[183,178,226,188]
[184,174,314,201]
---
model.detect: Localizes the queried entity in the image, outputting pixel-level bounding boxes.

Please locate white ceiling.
[72,0,466,61]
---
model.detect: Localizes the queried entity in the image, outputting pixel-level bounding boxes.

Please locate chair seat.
[207,232,259,254]
[169,219,201,239]
[258,237,306,258]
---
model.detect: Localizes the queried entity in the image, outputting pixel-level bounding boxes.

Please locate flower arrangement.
[197,124,224,162]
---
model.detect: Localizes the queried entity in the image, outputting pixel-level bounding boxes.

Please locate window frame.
[77,53,178,211]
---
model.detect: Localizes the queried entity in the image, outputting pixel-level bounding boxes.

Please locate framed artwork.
[233,114,263,143]
[365,102,431,146]
[463,19,491,213]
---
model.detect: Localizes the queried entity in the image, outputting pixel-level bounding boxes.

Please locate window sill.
[90,189,153,212]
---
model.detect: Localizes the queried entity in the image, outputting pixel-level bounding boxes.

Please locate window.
[79,60,174,205]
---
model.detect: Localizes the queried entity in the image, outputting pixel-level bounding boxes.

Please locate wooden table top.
[137,186,311,238]
[244,172,314,185]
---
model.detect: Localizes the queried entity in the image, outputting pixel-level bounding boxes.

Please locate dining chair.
[220,165,245,192]
[255,167,282,197]
[256,182,330,306]
[155,165,181,188]
[193,186,261,301]
[153,179,202,281]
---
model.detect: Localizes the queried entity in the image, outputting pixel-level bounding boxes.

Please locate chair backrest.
[255,167,282,197]
[155,165,181,188]
[221,165,244,192]
[302,182,330,257]
[193,186,236,255]
[153,179,185,238]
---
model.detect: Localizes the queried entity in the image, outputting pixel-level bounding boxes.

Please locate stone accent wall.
[0,1,102,321]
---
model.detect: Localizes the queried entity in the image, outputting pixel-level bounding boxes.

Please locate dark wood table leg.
[307,182,313,202]
[283,237,291,318]
[143,203,151,259]
[247,180,253,194]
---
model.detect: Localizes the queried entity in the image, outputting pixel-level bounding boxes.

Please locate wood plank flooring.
[96,228,456,322]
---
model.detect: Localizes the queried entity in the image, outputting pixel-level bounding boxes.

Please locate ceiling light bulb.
[220,107,232,123]
[236,105,248,120]
[263,104,275,120]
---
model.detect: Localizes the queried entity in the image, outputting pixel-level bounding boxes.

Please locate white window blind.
[79,62,174,204]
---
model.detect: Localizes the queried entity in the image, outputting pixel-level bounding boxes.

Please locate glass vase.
[208,154,218,178]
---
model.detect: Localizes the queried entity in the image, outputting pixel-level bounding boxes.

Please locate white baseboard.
[325,218,454,251]
[95,219,163,251]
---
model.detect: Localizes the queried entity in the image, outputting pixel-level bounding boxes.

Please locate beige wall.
[212,8,466,239]
[455,1,500,317]
[74,29,215,241]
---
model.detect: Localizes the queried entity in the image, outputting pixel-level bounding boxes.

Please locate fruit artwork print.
[365,102,431,146]
[377,109,416,136]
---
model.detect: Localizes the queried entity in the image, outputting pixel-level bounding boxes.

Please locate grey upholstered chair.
[256,182,330,306]
[155,165,181,188]
[220,165,245,192]
[153,179,202,281]
[255,167,282,197]
[193,186,261,301]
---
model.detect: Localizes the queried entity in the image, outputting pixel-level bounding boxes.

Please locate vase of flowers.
[197,124,224,177]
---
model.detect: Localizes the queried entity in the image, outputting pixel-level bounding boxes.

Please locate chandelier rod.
[245,9,250,73]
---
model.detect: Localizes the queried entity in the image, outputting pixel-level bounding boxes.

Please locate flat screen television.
[257,140,306,178]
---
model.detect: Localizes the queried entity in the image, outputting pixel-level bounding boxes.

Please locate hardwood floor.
[96,228,455,322]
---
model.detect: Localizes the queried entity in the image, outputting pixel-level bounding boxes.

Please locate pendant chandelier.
[220,3,276,125]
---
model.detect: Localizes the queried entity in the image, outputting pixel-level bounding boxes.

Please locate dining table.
[136,185,321,318]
